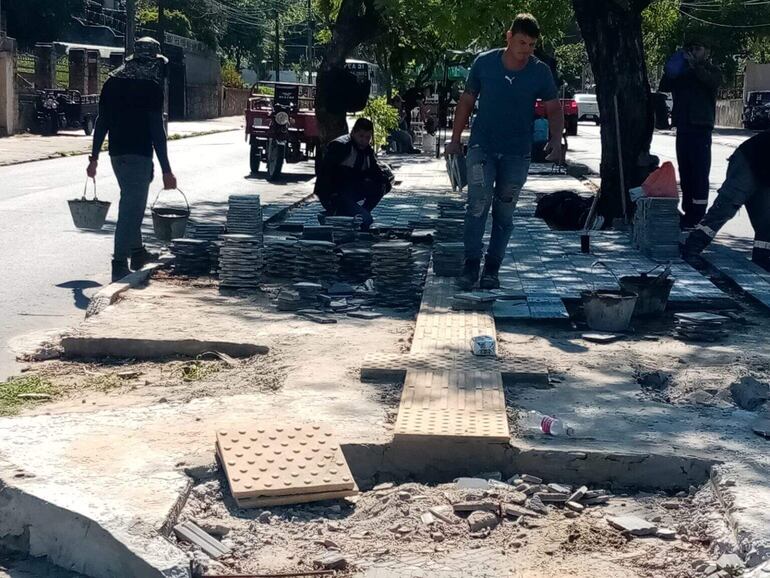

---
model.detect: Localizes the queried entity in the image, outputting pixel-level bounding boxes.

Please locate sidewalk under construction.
[1,155,769,577]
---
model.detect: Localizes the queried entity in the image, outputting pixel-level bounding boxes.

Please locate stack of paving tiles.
[295,240,339,285]
[264,238,299,279]
[372,241,418,306]
[227,194,264,243]
[433,218,465,243]
[433,242,465,277]
[339,243,373,282]
[187,221,225,274]
[674,312,728,342]
[218,234,264,289]
[632,197,680,261]
[325,215,360,244]
[216,423,358,508]
[170,239,211,276]
[437,199,466,220]
[276,282,323,311]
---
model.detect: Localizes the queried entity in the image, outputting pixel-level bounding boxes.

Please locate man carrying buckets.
[87,37,177,281]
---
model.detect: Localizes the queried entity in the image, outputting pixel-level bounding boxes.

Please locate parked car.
[574,93,600,125]
[535,98,579,135]
[743,91,770,130]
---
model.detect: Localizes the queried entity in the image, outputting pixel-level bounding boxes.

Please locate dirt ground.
[177,470,736,578]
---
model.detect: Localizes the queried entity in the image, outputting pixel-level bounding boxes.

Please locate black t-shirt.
[738,130,770,187]
[99,76,163,159]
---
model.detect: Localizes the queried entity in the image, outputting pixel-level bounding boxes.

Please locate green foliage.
[0,375,54,416]
[555,42,588,91]
[138,7,194,38]
[222,61,246,88]
[358,96,399,149]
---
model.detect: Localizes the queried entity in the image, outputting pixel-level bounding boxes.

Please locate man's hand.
[444,141,463,157]
[544,139,563,164]
[163,172,177,190]
[86,159,97,178]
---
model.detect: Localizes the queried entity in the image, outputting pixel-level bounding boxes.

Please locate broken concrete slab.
[467,511,499,533]
[730,376,769,411]
[173,521,230,559]
[607,515,658,536]
[501,503,542,518]
[453,501,498,514]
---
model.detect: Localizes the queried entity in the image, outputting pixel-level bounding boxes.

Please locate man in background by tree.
[660,39,721,229]
[446,13,564,290]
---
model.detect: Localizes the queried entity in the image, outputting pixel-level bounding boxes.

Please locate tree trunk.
[315,0,382,148]
[572,0,654,223]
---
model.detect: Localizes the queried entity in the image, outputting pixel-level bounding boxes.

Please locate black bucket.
[150,189,190,242]
[619,275,675,317]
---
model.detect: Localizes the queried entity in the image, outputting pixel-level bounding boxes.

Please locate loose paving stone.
[565,501,585,513]
[429,505,458,524]
[547,483,571,494]
[420,512,436,525]
[583,495,611,506]
[314,553,347,570]
[173,520,230,559]
[527,494,548,514]
[452,501,498,513]
[568,485,588,502]
[655,528,677,540]
[521,474,542,484]
[716,553,744,571]
[535,492,569,503]
[501,503,541,518]
[607,515,658,536]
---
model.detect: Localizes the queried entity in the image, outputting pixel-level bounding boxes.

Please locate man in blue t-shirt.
[446,13,563,289]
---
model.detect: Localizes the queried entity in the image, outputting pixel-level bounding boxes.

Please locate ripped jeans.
[463,145,530,263]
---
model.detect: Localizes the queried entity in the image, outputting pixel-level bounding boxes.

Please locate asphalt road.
[567,123,757,239]
[0,130,315,380]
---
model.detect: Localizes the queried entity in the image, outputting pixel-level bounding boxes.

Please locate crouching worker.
[683,130,770,271]
[314,118,393,230]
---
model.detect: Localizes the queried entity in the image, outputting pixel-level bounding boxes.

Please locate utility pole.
[125,0,136,57]
[306,0,313,84]
[274,10,280,82]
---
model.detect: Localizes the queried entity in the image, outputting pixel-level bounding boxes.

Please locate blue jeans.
[111,154,154,260]
[464,145,530,263]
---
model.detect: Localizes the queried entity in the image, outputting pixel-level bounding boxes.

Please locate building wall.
[0,37,18,136]
[186,84,219,120]
[220,87,249,117]
[715,99,744,129]
[744,62,770,100]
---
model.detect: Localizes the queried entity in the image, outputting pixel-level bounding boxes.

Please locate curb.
[85,258,173,318]
[0,128,240,169]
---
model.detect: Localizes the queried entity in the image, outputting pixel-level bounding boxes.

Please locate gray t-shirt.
[466,49,558,155]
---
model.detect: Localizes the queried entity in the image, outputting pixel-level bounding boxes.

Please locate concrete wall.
[220,87,249,117]
[0,38,17,136]
[186,84,219,120]
[744,62,770,100]
[716,99,744,128]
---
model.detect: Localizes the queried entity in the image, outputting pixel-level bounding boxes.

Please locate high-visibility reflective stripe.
[754,240,770,250]
[692,199,709,205]
[696,224,717,238]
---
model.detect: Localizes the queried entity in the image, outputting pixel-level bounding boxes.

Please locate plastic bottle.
[521,410,574,436]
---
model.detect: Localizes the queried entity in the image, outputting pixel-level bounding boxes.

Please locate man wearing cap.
[660,40,721,229]
[682,130,770,272]
[87,37,177,281]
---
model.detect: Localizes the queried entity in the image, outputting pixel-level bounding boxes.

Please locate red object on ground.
[642,161,679,199]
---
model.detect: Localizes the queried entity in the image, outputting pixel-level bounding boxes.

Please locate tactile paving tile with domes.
[393,370,509,442]
[215,424,358,507]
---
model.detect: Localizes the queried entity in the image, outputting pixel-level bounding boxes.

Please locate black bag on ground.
[534,190,593,230]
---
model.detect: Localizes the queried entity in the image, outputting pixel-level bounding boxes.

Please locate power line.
[678,7,770,27]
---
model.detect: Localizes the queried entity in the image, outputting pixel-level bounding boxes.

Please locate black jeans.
[331,179,386,230]
[676,125,712,228]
